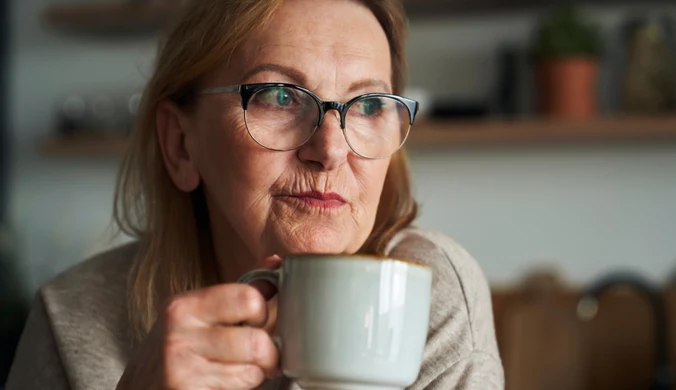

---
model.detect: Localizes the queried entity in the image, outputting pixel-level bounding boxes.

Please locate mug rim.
[283,253,430,269]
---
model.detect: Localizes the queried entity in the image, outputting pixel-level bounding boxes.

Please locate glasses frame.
[198,83,419,159]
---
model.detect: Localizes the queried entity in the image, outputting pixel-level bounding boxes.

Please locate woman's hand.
[116,257,282,390]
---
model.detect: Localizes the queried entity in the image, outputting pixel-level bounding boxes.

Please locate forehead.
[227,0,392,90]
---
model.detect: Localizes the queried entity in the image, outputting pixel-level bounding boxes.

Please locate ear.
[156,100,200,192]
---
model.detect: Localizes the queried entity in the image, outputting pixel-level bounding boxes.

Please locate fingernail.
[245,365,264,386]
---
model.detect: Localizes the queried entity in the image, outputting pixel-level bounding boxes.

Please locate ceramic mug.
[238,254,433,390]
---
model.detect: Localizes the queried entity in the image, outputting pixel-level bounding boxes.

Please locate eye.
[258,87,294,107]
[355,97,385,116]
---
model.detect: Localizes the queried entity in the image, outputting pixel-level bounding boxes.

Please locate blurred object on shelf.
[494,44,522,118]
[58,95,86,136]
[403,87,432,119]
[56,91,141,138]
[537,59,599,117]
[429,100,490,119]
[620,13,676,114]
[532,5,603,119]
[667,264,676,287]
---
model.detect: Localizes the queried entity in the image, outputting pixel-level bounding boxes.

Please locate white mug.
[239,254,433,390]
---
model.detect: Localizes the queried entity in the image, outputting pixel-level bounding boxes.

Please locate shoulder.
[42,240,138,299]
[33,242,139,388]
[385,227,499,354]
[385,227,489,296]
[39,240,139,340]
[7,294,71,389]
[386,228,504,387]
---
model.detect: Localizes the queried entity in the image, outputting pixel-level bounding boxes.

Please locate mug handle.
[238,268,281,287]
[237,268,283,353]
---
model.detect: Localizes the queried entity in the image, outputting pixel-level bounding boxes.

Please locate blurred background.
[1,0,676,389]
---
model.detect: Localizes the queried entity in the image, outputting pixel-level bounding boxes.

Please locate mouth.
[276,191,348,210]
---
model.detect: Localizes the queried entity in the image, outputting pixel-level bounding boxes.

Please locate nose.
[297,109,350,171]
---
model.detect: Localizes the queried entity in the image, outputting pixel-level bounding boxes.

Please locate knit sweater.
[6,228,504,389]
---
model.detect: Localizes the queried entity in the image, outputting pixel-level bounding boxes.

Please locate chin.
[276,224,359,255]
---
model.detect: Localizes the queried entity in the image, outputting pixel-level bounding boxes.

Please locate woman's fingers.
[122,267,285,390]
[167,361,266,390]
[162,256,282,328]
[207,364,265,390]
[161,256,283,329]
[164,284,269,328]
[147,258,284,389]
[194,326,280,379]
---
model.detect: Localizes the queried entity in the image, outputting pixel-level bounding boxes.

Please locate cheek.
[193,105,267,183]
[354,159,390,213]
[191,109,242,192]
[190,105,242,162]
[191,104,287,215]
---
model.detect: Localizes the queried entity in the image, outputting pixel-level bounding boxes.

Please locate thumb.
[256,254,283,270]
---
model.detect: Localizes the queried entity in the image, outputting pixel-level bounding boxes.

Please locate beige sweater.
[6,228,504,389]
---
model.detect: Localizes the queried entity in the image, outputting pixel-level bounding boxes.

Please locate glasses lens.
[245,86,319,150]
[344,96,411,158]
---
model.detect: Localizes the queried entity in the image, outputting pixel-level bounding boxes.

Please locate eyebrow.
[241,63,307,85]
[241,63,392,95]
[348,79,391,94]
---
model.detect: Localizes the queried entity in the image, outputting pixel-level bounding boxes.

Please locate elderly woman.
[7,0,503,389]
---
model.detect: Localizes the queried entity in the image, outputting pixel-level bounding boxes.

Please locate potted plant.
[533,6,603,119]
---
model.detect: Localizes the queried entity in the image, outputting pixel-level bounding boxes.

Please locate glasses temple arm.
[199,85,242,96]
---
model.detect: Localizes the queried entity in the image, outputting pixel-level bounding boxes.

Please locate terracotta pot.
[537,58,599,119]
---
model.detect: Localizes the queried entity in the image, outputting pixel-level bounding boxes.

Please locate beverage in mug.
[239,254,433,390]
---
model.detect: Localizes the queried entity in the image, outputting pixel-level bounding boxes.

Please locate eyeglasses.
[198,83,419,159]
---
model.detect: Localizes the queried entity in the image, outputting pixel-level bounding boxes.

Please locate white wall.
[405,5,676,285]
[409,146,676,286]
[8,0,676,294]
[10,0,155,294]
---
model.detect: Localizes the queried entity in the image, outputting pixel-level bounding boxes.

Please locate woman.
[7,0,503,389]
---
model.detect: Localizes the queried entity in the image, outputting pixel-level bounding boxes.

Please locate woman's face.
[162,0,393,269]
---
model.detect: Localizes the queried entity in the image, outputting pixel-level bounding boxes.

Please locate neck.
[210,215,257,283]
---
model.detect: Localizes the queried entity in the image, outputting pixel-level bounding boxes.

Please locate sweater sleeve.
[5,294,71,390]
[386,229,505,390]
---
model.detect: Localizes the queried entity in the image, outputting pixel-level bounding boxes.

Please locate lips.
[280,191,347,209]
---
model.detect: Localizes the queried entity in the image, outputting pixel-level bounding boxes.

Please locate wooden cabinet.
[492,276,676,389]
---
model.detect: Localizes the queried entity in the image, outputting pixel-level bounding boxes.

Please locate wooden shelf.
[41,0,676,34]
[42,136,129,158]
[404,0,676,18]
[40,116,676,158]
[42,2,178,36]
[406,116,676,148]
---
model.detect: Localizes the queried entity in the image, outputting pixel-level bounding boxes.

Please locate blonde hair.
[114,0,418,338]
